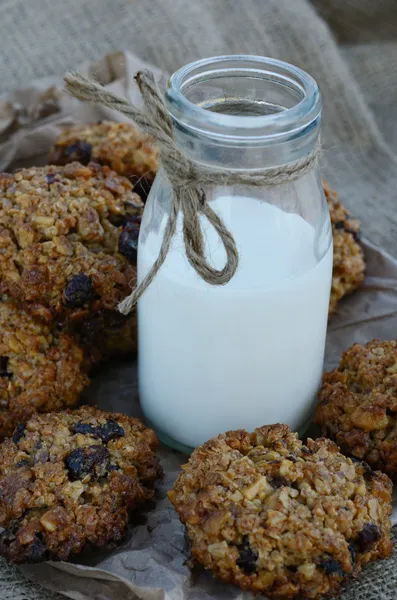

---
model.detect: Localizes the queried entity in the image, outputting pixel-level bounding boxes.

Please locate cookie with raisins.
[0,163,143,323]
[0,406,162,563]
[49,121,159,200]
[0,162,144,360]
[169,424,392,600]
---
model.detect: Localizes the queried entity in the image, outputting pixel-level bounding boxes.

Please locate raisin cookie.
[169,424,392,600]
[0,300,89,439]
[315,339,397,480]
[49,121,159,200]
[324,181,365,315]
[0,163,142,360]
[0,406,162,563]
[0,162,142,323]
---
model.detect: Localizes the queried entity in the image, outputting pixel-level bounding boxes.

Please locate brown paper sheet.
[0,51,166,172]
[1,51,396,600]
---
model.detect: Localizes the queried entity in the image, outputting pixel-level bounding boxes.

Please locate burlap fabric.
[0,0,397,598]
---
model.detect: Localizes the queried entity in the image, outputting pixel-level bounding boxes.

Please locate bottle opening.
[166,55,321,141]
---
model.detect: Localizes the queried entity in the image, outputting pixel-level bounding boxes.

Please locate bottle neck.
[165,55,322,171]
[171,112,321,170]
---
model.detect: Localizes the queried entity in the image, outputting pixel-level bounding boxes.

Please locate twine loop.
[64,69,320,315]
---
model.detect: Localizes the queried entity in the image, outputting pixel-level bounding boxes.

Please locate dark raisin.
[119,221,140,262]
[73,422,97,436]
[65,448,87,480]
[334,221,345,230]
[271,476,290,489]
[45,173,57,185]
[12,423,26,444]
[97,420,125,443]
[0,357,11,379]
[65,141,92,165]
[16,460,29,468]
[65,445,110,481]
[318,557,345,576]
[108,464,120,471]
[348,544,356,568]
[73,420,124,443]
[64,274,94,308]
[356,523,382,552]
[236,537,258,574]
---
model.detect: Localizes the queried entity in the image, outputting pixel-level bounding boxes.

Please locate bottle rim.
[165,55,321,142]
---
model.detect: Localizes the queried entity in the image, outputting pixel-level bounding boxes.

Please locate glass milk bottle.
[138,55,332,452]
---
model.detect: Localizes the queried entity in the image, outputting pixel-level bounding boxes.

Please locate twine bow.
[64,70,320,315]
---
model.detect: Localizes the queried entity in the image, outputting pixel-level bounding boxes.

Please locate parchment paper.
[1,51,397,600]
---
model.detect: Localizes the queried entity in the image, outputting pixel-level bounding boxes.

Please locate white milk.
[138,195,333,449]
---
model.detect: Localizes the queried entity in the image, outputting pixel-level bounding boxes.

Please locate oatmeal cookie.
[324,181,365,314]
[169,424,392,600]
[315,339,397,479]
[0,162,142,327]
[0,406,162,563]
[0,300,88,440]
[49,121,159,200]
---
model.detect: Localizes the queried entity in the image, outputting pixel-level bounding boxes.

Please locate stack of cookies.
[0,123,159,436]
[0,123,163,559]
